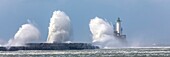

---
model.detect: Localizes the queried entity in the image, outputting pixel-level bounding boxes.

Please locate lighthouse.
[114,17,126,40]
[114,17,124,37]
[116,17,122,36]
[113,17,127,46]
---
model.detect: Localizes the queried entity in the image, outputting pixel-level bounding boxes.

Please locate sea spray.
[89,17,123,48]
[47,10,71,43]
[7,22,40,46]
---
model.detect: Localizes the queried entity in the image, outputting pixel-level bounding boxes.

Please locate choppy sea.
[1,47,170,57]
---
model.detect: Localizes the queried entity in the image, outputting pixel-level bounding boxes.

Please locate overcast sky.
[0,0,170,44]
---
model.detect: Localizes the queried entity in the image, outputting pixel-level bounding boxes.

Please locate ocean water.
[0,47,170,57]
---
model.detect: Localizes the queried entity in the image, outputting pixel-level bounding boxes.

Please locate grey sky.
[0,0,170,44]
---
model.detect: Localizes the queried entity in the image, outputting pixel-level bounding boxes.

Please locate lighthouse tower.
[116,17,122,36]
[113,17,126,44]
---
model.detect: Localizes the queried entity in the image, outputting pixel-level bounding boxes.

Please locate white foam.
[47,10,71,43]
[7,22,40,46]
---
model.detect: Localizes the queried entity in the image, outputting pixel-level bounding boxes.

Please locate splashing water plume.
[47,10,71,43]
[89,17,122,48]
[7,22,40,46]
